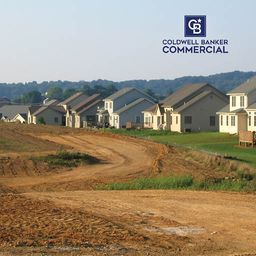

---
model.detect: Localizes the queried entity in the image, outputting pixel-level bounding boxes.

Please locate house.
[28,105,66,125]
[217,76,256,134]
[0,105,29,122]
[58,92,88,126]
[66,94,103,128]
[142,104,165,129]
[146,83,228,132]
[12,113,27,123]
[98,87,156,128]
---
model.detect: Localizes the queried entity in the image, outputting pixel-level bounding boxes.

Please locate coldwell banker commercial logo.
[162,15,229,54]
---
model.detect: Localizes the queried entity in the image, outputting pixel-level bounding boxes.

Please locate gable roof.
[247,102,256,110]
[143,103,164,114]
[228,76,256,94]
[72,94,101,112]
[13,113,27,120]
[113,98,154,115]
[32,105,65,116]
[217,105,246,114]
[105,87,156,102]
[77,99,102,115]
[162,83,208,108]
[59,92,85,105]
[29,106,41,114]
[0,105,30,119]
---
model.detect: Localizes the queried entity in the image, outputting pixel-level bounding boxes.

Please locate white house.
[143,83,228,132]
[217,76,256,134]
[0,105,30,122]
[98,87,156,128]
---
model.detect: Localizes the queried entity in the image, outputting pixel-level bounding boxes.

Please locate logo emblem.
[184,15,206,37]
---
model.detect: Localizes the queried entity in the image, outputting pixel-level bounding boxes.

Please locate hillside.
[1,70,256,100]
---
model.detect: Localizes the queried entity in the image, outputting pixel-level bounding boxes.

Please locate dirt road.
[0,129,256,255]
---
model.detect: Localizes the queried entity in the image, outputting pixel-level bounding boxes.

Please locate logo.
[184,15,206,37]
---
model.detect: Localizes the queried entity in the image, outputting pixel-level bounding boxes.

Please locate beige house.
[144,83,228,132]
[28,105,66,125]
[12,113,27,123]
[217,76,256,134]
[143,104,164,129]
[66,94,103,128]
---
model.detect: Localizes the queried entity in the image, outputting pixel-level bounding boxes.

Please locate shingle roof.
[143,103,164,114]
[77,99,102,115]
[105,87,156,102]
[59,92,85,105]
[217,105,246,114]
[72,94,100,112]
[228,76,256,94]
[113,98,154,115]
[246,103,256,109]
[29,106,41,114]
[32,105,65,116]
[0,105,30,119]
[162,83,208,108]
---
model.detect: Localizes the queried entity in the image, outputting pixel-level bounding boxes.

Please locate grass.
[33,150,99,167]
[106,129,256,166]
[99,175,256,192]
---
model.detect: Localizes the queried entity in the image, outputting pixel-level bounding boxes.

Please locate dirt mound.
[0,184,17,194]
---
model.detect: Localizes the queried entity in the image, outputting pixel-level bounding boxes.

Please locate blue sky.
[0,0,255,82]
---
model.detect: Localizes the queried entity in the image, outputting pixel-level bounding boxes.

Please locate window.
[249,116,251,126]
[170,115,172,125]
[220,115,223,126]
[254,116,256,126]
[145,116,150,125]
[231,96,236,107]
[54,117,58,123]
[210,116,216,126]
[135,116,140,123]
[231,116,235,126]
[240,96,244,107]
[226,116,229,126]
[152,116,154,123]
[105,102,108,109]
[176,116,178,124]
[109,102,112,109]
[184,116,192,124]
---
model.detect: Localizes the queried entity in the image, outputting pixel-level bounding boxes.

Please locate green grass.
[99,175,256,192]
[33,150,99,167]
[106,129,256,166]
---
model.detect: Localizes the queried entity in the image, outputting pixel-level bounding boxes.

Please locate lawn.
[107,129,256,166]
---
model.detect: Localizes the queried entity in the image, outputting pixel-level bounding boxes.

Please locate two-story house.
[143,83,228,132]
[217,76,256,134]
[98,87,156,128]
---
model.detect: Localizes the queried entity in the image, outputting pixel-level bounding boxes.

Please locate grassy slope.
[108,129,256,166]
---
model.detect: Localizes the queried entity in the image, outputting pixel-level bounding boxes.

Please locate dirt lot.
[0,123,256,256]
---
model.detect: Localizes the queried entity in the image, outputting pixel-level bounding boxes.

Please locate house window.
[54,117,58,123]
[170,115,172,125]
[231,96,236,107]
[176,116,178,124]
[109,102,112,109]
[231,116,235,126]
[152,116,154,123]
[135,116,140,123]
[145,116,150,125]
[249,116,251,126]
[210,116,216,126]
[240,96,244,107]
[184,116,192,124]
[220,115,223,126]
[254,116,256,126]
[226,116,229,126]
[105,102,108,109]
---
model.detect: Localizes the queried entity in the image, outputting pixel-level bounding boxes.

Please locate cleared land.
[0,123,256,256]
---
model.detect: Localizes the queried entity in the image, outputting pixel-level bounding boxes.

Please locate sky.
[0,0,255,83]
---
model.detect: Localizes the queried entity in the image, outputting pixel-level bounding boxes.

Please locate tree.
[62,88,77,100]
[38,117,46,125]
[46,87,63,100]
[19,90,42,104]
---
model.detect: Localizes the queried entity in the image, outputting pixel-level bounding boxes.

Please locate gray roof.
[162,83,209,108]
[173,91,212,113]
[0,105,29,119]
[33,105,65,116]
[247,103,256,110]
[72,94,101,112]
[113,98,154,115]
[217,104,246,114]
[228,76,256,94]
[44,99,59,106]
[59,92,85,105]
[105,87,156,102]
[143,103,164,114]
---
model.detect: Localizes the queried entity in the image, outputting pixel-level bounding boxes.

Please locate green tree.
[62,88,77,100]
[37,117,46,125]
[46,87,63,100]
[19,90,42,104]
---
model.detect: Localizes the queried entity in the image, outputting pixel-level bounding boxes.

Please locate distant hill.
[1,71,256,100]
